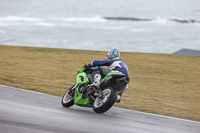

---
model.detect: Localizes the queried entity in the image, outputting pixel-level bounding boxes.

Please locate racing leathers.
[85,57,129,95]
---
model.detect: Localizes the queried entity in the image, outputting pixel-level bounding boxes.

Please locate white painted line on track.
[0,85,60,98]
[113,107,200,124]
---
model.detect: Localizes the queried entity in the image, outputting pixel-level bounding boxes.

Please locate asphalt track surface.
[0,85,200,133]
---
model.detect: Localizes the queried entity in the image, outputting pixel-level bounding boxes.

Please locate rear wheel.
[93,87,117,113]
[62,85,75,108]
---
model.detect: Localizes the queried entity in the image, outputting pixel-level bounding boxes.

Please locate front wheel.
[93,87,117,113]
[62,84,75,108]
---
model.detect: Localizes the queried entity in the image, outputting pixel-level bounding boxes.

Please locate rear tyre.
[62,85,75,108]
[93,87,117,113]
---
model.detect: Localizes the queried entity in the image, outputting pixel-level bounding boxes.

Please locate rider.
[84,49,129,103]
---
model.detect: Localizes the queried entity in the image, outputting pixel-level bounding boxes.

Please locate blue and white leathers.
[91,57,129,91]
[91,57,129,76]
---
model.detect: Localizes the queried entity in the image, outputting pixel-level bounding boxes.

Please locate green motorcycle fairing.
[74,67,125,107]
[100,71,119,83]
[74,67,91,107]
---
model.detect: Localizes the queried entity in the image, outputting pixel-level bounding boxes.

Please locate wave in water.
[0,16,106,27]
[61,16,107,22]
[34,22,55,27]
[0,16,43,22]
[0,16,199,27]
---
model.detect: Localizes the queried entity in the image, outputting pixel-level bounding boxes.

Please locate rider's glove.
[84,63,92,69]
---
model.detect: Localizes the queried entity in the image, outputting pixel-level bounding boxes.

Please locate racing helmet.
[107,49,120,59]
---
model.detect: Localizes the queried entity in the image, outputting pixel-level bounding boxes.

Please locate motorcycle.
[61,66,129,113]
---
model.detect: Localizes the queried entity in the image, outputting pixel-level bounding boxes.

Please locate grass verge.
[0,44,200,121]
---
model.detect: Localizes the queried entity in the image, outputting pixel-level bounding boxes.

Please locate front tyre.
[62,85,75,108]
[93,87,117,113]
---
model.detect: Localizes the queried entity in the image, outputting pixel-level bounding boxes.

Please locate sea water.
[0,0,200,54]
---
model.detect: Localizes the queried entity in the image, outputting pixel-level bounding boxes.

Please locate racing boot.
[116,93,122,103]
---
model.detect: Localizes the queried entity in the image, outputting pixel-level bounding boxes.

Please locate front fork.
[98,89,102,98]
